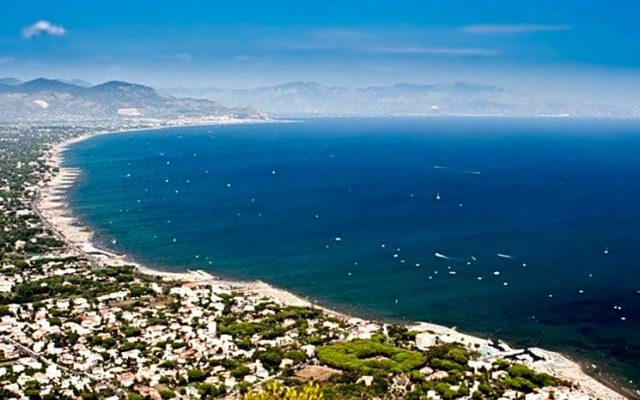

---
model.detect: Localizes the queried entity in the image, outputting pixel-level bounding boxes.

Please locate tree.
[187,369,207,383]
[257,349,283,369]
[80,392,99,400]
[231,365,251,379]
[159,389,176,399]
[243,381,323,400]
[285,349,306,364]
[435,382,456,400]
[504,376,537,393]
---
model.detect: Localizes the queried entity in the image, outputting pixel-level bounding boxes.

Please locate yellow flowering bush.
[242,381,323,400]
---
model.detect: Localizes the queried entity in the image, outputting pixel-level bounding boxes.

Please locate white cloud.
[311,29,373,41]
[0,56,14,64]
[373,47,500,57]
[234,54,254,62]
[271,29,500,58]
[22,20,66,39]
[463,24,570,34]
[156,53,193,61]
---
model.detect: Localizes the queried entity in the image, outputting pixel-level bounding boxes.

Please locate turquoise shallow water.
[65,118,640,389]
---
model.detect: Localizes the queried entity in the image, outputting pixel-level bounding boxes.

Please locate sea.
[63,117,640,391]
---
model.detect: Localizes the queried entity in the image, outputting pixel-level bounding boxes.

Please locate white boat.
[604,247,609,255]
[435,192,441,200]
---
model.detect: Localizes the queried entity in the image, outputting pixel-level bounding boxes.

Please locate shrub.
[242,381,322,400]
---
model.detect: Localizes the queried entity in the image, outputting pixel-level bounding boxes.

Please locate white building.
[415,332,437,350]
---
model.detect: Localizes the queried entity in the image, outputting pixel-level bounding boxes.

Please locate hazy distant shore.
[35,121,630,400]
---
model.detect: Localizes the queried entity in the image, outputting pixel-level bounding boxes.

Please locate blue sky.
[1,0,640,105]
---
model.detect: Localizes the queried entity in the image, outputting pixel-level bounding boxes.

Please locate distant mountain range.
[164,81,638,118]
[0,78,23,86]
[0,78,266,123]
[2,78,636,122]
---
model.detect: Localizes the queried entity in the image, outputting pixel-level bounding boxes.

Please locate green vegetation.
[243,381,322,400]
[231,365,251,379]
[285,349,306,364]
[7,266,142,305]
[196,383,226,398]
[424,343,470,364]
[317,338,425,374]
[218,321,262,337]
[187,369,207,383]
[159,389,177,399]
[503,363,561,392]
[257,348,284,369]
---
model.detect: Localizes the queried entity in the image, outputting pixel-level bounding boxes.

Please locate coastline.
[35,122,630,400]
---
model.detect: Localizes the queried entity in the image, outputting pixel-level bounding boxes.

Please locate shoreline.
[35,122,630,400]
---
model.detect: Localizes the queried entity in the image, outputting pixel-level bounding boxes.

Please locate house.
[415,332,437,350]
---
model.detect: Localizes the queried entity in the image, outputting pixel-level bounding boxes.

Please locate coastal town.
[0,122,630,399]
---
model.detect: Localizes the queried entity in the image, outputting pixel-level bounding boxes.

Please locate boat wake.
[433,165,482,175]
[434,252,461,261]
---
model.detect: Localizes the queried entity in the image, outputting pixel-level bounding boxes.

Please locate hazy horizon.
[2,1,640,108]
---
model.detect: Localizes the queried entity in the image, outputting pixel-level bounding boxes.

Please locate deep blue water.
[65,118,640,389]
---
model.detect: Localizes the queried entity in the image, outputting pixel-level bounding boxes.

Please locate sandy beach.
[34,124,629,400]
